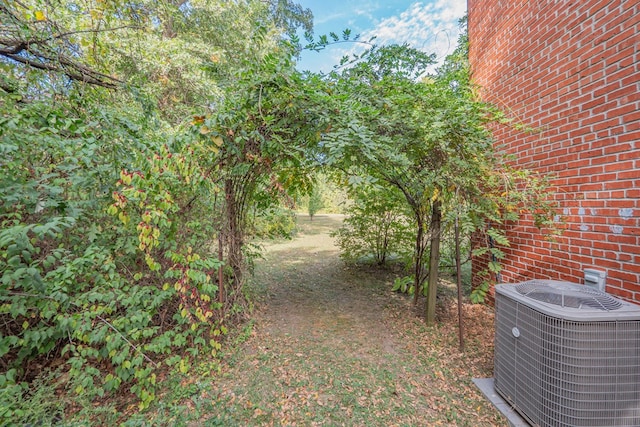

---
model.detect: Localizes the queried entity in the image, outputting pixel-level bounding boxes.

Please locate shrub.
[333,185,413,266]
[0,97,225,417]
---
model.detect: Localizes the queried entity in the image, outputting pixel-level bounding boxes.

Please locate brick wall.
[468,0,640,302]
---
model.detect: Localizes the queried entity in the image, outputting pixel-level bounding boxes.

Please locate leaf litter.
[197,214,507,426]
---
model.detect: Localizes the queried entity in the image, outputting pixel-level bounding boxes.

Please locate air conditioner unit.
[494,280,640,427]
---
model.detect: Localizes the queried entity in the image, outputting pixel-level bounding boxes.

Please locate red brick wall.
[468,0,640,302]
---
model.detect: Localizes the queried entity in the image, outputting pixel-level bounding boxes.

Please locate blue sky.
[295,0,467,73]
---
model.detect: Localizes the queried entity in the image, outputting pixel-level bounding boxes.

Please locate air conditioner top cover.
[495,280,640,321]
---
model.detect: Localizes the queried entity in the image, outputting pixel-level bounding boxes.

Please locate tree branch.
[2,51,121,88]
[0,5,126,89]
[96,315,159,367]
[34,25,143,45]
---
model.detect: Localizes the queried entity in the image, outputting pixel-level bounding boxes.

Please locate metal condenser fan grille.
[515,280,622,311]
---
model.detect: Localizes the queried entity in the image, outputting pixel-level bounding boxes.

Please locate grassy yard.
[72,214,505,426]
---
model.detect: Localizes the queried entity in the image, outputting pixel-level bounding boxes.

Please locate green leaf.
[488,261,502,273]
[487,228,510,246]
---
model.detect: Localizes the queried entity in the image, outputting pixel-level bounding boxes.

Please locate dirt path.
[203,215,507,426]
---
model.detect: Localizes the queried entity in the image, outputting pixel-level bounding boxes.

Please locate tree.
[333,183,413,265]
[190,46,330,306]
[320,44,465,323]
[307,185,324,220]
[321,37,555,324]
[0,0,323,416]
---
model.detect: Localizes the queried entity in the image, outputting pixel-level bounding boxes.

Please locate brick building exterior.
[468,1,640,301]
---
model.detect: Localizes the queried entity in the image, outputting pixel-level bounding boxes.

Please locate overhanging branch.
[0,4,126,89]
[1,50,121,89]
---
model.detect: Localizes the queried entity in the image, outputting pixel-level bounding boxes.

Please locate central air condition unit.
[494,280,640,427]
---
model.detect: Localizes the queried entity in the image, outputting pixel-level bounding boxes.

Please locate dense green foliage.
[319,24,556,323]
[306,186,324,220]
[296,173,350,214]
[1,2,556,422]
[0,0,320,421]
[333,184,413,265]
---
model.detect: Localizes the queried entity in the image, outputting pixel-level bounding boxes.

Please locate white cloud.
[310,0,381,27]
[363,0,466,63]
[434,0,466,22]
[353,1,381,22]
[296,0,467,74]
[314,11,353,25]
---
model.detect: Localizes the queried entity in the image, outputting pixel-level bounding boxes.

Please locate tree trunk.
[224,178,244,294]
[413,215,426,306]
[455,214,465,350]
[218,231,225,308]
[425,200,442,325]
